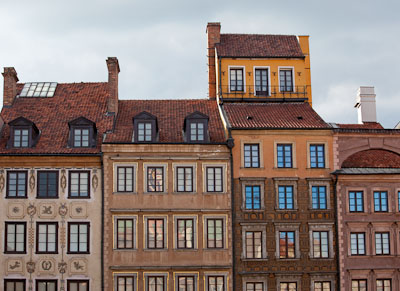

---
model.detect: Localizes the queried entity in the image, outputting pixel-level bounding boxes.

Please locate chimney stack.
[2,67,19,107]
[106,57,120,115]
[355,86,377,124]
[207,22,221,100]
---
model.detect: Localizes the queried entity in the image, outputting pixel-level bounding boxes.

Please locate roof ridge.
[221,33,298,37]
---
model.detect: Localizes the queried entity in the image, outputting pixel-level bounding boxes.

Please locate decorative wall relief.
[0,169,5,192]
[38,258,56,275]
[58,203,68,217]
[29,169,35,193]
[26,261,35,273]
[27,203,37,217]
[69,258,88,275]
[92,170,98,191]
[70,202,88,218]
[6,258,24,275]
[7,202,26,219]
[38,202,57,219]
[61,169,67,194]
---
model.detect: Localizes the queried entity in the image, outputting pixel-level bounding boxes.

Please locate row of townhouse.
[0,22,399,291]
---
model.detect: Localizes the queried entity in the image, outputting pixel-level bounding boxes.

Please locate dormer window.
[8,117,40,148]
[68,117,97,148]
[184,112,209,143]
[133,112,158,143]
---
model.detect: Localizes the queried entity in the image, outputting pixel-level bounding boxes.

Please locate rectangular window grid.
[206,167,223,192]
[37,222,58,253]
[13,128,29,148]
[68,222,89,253]
[177,167,193,192]
[67,280,89,291]
[255,68,268,96]
[73,128,89,147]
[279,282,297,291]
[148,276,164,291]
[349,191,364,212]
[178,276,195,291]
[277,144,292,168]
[374,191,388,212]
[4,279,25,291]
[208,276,224,291]
[5,222,26,253]
[246,282,264,291]
[7,171,27,198]
[278,185,294,209]
[36,280,57,291]
[279,69,293,92]
[310,144,325,168]
[312,186,327,209]
[230,68,244,91]
[138,122,152,142]
[117,219,134,249]
[190,122,204,141]
[117,276,135,291]
[375,232,390,255]
[177,218,194,249]
[376,279,391,291]
[352,279,367,291]
[350,233,366,255]
[69,171,89,198]
[245,185,261,210]
[117,167,134,192]
[147,167,164,192]
[37,171,58,198]
[244,144,260,168]
[314,281,331,291]
[207,218,224,248]
[245,231,262,259]
[279,231,295,258]
[147,219,164,249]
[312,231,329,258]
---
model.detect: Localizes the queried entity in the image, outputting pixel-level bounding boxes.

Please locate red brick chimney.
[2,67,19,107]
[106,57,120,114]
[207,22,221,100]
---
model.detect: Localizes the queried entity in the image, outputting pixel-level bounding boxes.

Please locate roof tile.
[342,149,400,168]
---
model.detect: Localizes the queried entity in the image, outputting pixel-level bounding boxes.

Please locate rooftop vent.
[19,82,57,97]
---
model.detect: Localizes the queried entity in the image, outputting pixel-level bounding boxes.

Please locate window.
[37,171,58,198]
[133,111,157,143]
[255,68,269,96]
[4,279,25,291]
[206,218,224,248]
[36,222,58,254]
[116,276,135,291]
[8,117,39,148]
[310,144,325,168]
[147,167,164,192]
[349,191,364,212]
[312,231,329,258]
[138,122,152,142]
[376,279,391,291]
[245,185,261,210]
[68,222,89,253]
[69,171,90,198]
[311,186,327,209]
[177,218,194,249]
[374,191,388,212]
[147,276,165,291]
[314,282,331,291]
[230,68,244,91]
[177,276,195,291]
[277,144,292,168]
[184,112,209,143]
[279,231,295,258]
[279,282,297,291]
[206,167,223,192]
[245,231,262,259]
[246,282,264,291]
[68,117,96,148]
[208,276,225,291]
[73,128,90,147]
[117,219,134,249]
[190,122,204,142]
[13,128,29,148]
[352,279,367,291]
[117,167,134,192]
[279,69,293,92]
[5,222,26,253]
[147,218,165,249]
[177,167,193,192]
[7,171,27,198]
[36,280,57,291]
[278,186,294,210]
[350,233,366,255]
[67,280,89,291]
[244,144,260,168]
[375,232,390,255]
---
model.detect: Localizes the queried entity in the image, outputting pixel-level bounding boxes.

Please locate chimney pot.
[106,57,120,114]
[2,67,19,107]
[355,86,377,124]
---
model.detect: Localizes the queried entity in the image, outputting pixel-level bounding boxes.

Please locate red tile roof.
[336,122,384,129]
[0,83,114,154]
[216,34,304,58]
[104,100,226,143]
[223,103,328,129]
[342,149,400,168]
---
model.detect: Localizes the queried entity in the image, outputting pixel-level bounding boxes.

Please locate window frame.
[241,178,265,211]
[229,67,245,92]
[279,231,296,259]
[145,217,167,250]
[188,121,206,143]
[244,185,262,210]
[35,280,57,291]
[145,274,167,291]
[36,222,58,254]
[245,230,263,259]
[312,231,330,259]
[175,275,196,291]
[276,143,293,168]
[116,166,135,193]
[12,127,31,148]
[313,281,331,291]
[309,144,326,168]
[376,279,391,291]
[278,185,294,210]
[68,170,90,199]
[253,66,270,97]
[206,275,226,291]
[348,191,364,213]
[279,282,297,291]
[37,170,59,199]
[67,222,90,254]
[351,279,367,291]
[68,117,97,148]
[278,67,295,93]
[145,165,166,193]
[72,126,92,148]
[176,166,194,193]
[176,218,195,249]
[133,112,158,143]
[350,232,366,256]
[274,179,298,210]
[205,166,224,193]
[375,232,390,255]
[275,223,300,259]
[114,273,137,291]
[205,217,225,249]
[310,184,328,210]
[6,170,28,198]
[373,191,389,212]
[67,280,89,291]
[115,217,136,250]
[4,279,26,291]
[244,144,260,168]
[4,221,27,254]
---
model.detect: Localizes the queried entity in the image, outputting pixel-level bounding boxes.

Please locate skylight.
[19,82,57,97]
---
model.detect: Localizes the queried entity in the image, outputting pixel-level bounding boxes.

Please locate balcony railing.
[218,85,308,100]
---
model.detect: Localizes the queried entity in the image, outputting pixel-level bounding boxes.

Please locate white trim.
[252,66,271,97]
[228,66,246,93]
[278,66,295,93]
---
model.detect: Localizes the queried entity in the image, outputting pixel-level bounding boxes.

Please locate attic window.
[8,117,40,148]
[68,117,97,148]
[184,111,209,143]
[133,111,158,143]
[19,82,57,97]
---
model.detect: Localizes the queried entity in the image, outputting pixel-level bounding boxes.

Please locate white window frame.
[228,66,246,93]
[278,66,295,92]
[253,66,271,96]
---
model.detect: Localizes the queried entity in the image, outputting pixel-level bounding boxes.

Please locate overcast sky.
[1,0,399,128]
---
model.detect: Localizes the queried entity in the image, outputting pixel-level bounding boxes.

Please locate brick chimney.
[2,67,19,107]
[207,22,221,100]
[106,57,120,115]
[355,86,377,124]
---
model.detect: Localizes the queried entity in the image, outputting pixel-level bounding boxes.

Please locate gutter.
[226,129,235,291]
[101,153,105,291]
[332,173,340,291]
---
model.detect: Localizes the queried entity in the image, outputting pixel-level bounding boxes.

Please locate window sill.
[309,257,334,260]
[241,209,265,212]
[274,208,298,211]
[202,192,226,195]
[203,248,228,251]
[143,249,168,252]
[240,167,264,170]
[67,252,90,255]
[113,192,137,195]
[241,258,268,262]
[113,248,137,251]
[277,258,300,261]
[68,196,91,199]
[306,167,330,170]
[174,248,198,252]
[35,197,59,199]
[143,192,167,195]
[172,192,197,195]
[5,196,28,199]
[273,167,298,170]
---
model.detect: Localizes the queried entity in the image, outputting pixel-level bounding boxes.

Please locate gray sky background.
[1,0,399,128]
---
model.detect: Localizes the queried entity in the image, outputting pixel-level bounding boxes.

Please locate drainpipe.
[227,130,235,291]
[101,153,105,291]
[332,173,340,291]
